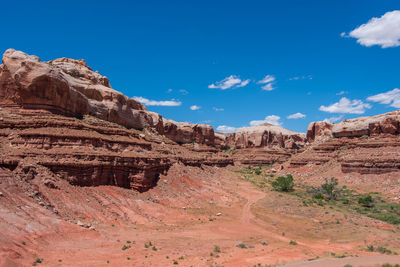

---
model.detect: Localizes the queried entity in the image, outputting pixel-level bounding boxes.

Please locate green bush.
[358,195,374,208]
[321,178,341,201]
[236,243,247,248]
[271,174,294,192]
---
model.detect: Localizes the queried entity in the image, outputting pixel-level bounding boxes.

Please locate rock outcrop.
[225,123,306,149]
[306,121,333,142]
[0,109,232,192]
[332,110,400,138]
[163,119,215,146]
[0,49,163,131]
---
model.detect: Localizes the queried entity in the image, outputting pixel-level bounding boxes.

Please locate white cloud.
[208,75,249,90]
[345,10,400,48]
[367,88,400,108]
[250,115,281,126]
[336,90,347,95]
[167,88,173,93]
[179,89,189,95]
[323,115,344,123]
[261,83,274,91]
[216,125,237,133]
[213,107,224,112]
[258,75,276,91]
[237,79,250,87]
[190,105,201,110]
[287,112,306,119]
[133,96,182,106]
[258,75,275,84]
[289,75,312,81]
[319,97,371,114]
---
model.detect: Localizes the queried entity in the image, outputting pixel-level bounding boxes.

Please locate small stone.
[216,212,222,216]
[0,192,3,197]
[77,221,84,227]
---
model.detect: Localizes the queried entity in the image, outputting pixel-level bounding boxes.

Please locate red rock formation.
[163,119,215,146]
[332,110,400,138]
[0,49,162,131]
[306,121,333,142]
[0,109,232,192]
[224,123,306,149]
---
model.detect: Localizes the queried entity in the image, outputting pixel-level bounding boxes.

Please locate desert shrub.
[122,245,131,250]
[214,245,221,253]
[236,243,247,248]
[358,194,374,208]
[289,240,297,245]
[271,174,294,192]
[313,193,324,200]
[376,246,392,255]
[321,178,342,201]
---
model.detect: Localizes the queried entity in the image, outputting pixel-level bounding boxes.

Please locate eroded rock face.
[224,123,306,149]
[306,121,333,142]
[0,49,162,131]
[0,109,232,192]
[332,110,400,138]
[163,119,215,145]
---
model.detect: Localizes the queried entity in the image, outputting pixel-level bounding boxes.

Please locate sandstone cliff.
[225,123,306,149]
[292,110,400,174]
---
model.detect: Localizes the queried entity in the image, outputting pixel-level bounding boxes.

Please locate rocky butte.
[1,49,400,266]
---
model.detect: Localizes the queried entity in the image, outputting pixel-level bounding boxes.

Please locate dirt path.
[240,183,265,225]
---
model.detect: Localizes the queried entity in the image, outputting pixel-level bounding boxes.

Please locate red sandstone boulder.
[0,49,162,131]
[224,123,305,149]
[306,121,333,142]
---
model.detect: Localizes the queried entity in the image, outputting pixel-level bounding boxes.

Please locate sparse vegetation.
[122,244,131,251]
[289,240,297,245]
[358,194,374,208]
[365,244,397,255]
[222,146,236,153]
[214,245,221,253]
[271,174,294,192]
[32,258,43,266]
[296,179,400,225]
[236,243,247,249]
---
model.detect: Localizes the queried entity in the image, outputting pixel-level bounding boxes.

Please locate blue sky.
[2,1,400,133]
